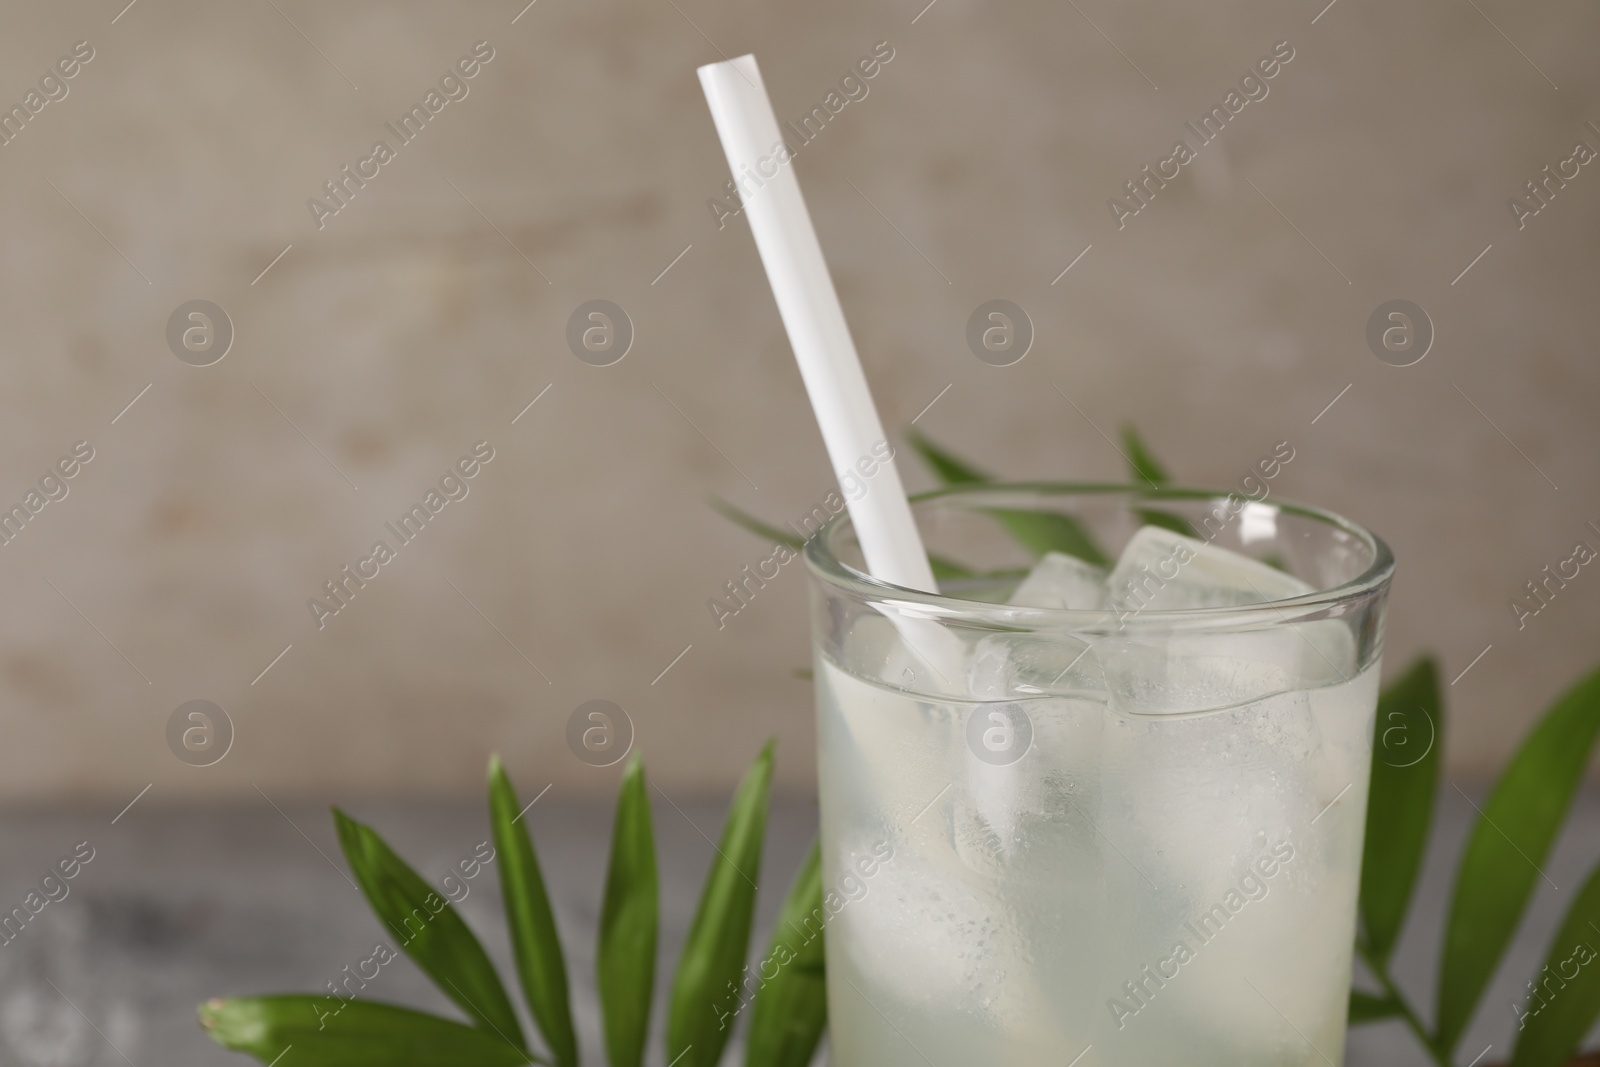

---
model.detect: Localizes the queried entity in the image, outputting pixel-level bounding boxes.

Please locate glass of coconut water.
[804,484,1393,1067]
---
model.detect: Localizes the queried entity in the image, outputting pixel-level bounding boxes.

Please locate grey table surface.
[1,787,1596,1067]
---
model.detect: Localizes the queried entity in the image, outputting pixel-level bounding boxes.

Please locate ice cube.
[968,633,1103,700]
[963,553,1110,858]
[967,552,1110,702]
[1098,526,1358,716]
[1095,619,1356,717]
[1097,632,1301,714]
[818,650,957,823]
[1106,526,1312,613]
[1007,551,1108,610]
[1097,702,1309,914]
[836,611,970,699]
[951,697,1104,877]
[1157,839,1361,1062]
[834,839,1070,1052]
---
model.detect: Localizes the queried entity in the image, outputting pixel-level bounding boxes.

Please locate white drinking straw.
[698,55,938,594]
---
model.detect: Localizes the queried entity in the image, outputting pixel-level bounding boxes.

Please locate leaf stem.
[1358,944,1454,1067]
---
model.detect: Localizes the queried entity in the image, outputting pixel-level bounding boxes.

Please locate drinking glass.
[804,483,1394,1067]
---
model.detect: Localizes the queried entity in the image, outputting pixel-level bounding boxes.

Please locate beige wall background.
[0,0,1595,802]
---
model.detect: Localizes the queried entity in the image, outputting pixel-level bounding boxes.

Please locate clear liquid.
[816,652,1377,1067]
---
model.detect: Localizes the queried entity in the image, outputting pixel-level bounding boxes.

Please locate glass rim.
[803,481,1395,633]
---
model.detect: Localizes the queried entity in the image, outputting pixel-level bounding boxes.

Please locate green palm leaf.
[667,741,775,1067]
[598,753,659,1067]
[710,498,805,551]
[488,756,578,1067]
[745,839,827,1067]
[1435,665,1600,1052]
[333,809,526,1054]
[199,997,533,1066]
[905,430,989,484]
[1119,425,1169,485]
[1510,860,1600,1067]
[1347,990,1403,1025]
[1359,658,1443,966]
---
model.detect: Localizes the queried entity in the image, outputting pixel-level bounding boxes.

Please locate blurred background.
[0,0,1596,1063]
